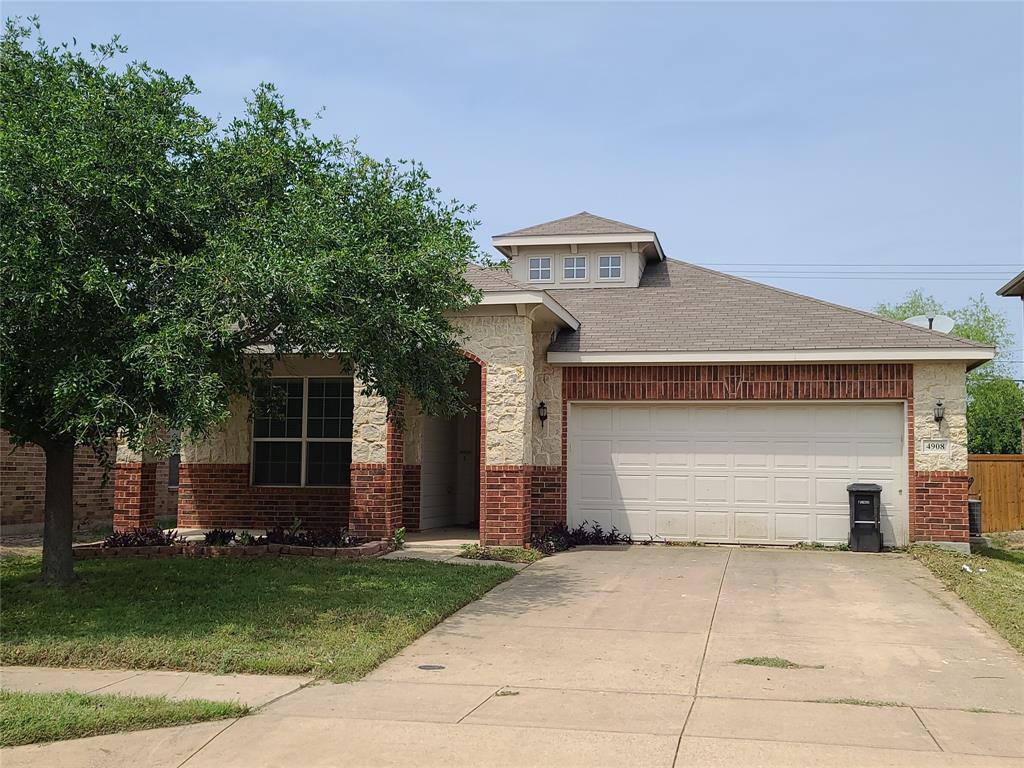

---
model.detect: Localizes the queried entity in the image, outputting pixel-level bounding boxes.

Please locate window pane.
[253,441,301,485]
[306,441,351,486]
[529,257,551,280]
[599,255,622,278]
[307,378,352,440]
[564,256,586,279]
[254,379,303,439]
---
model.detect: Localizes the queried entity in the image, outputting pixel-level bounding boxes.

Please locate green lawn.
[0,555,513,682]
[0,690,247,747]
[911,543,1024,654]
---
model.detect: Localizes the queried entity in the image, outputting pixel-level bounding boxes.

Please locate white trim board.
[548,347,994,367]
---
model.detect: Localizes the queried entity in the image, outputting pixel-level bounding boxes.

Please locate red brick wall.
[481,465,530,546]
[556,363,966,545]
[349,464,390,538]
[530,465,565,535]
[910,471,970,543]
[402,465,421,532]
[1,431,116,529]
[114,463,157,530]
[176,463,350,530]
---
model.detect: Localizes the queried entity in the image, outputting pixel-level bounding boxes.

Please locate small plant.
[734,656,823,670]
[265,525,364,548]
[392,527,406,550]
[794,541,850,551]
[103,527,181,548]
[494,688,520,697]
[235,531,266,546]
[459,544,544,563]
[530,521,627,554]
[204,528,236,546]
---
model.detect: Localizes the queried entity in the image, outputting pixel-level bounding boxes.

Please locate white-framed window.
[599,254,623,280]
[251,377,354,487]
[528,256,552,281]
[563,255,587,281]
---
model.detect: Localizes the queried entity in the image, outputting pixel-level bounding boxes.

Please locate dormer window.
[599,254,622,280]
[563,256,587,281]
[529,256,552,281]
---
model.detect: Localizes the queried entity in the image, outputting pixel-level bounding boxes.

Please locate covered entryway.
[568,402,907,545]
[417,362,482,531]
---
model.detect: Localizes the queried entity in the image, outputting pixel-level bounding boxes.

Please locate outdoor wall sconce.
[933,401,945,425]
[537,401,548,425]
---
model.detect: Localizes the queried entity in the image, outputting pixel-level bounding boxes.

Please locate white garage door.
[568,403,907,546]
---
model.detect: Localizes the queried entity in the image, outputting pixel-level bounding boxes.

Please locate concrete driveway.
[6,547,1024,767]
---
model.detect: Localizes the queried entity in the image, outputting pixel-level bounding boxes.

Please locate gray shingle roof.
[464,264,533,292]
[546,259,989,353]
[496,212,653,238]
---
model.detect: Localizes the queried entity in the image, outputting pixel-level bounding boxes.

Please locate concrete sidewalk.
[0,666,311,708]
[3,547,1023,767]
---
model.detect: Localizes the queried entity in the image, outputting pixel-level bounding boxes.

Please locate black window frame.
[251,377,354,487]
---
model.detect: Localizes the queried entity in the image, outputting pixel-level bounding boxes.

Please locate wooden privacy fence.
[968,455,1024,532]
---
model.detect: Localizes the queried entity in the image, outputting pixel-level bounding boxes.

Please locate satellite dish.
[905,314,955,334]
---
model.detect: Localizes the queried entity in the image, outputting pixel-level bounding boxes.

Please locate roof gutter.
[491,232,664,261]
[547,347,995,370]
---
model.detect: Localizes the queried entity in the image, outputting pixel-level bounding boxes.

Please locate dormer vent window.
[563,256,587,281]
[599,254,622,280]
[528,256,552,281]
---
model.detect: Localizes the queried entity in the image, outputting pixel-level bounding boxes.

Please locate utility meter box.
[847,483,882,553]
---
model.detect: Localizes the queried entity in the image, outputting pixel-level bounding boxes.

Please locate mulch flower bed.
[72,540,392,560]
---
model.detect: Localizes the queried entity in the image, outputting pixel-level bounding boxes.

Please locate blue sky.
[10,2,1024,369]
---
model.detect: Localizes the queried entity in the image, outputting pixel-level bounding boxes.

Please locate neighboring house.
[113,213,994,551]
[997,270,1024,302]
[0,432,177,532]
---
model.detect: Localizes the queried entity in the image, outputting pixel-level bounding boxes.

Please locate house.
[113,213,994,551]
[997,270,1024,301]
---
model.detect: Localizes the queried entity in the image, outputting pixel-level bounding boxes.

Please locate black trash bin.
[847,483,883,552]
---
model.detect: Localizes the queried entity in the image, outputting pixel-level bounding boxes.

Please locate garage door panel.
[734,441,773,469]
[654,441,691,468]
[775,441,812,469]
[694,442,730,468]
[614,440,652,468]
[569,403,907,546]
[656,511,692,538]
[654,474,690,502]
[654,407,690,432]
[814,477,851,506]
[775,476,810,505]
[734,476,771,505]
[694,511,731,539]
[616,407,651,433]
[615,474,651,502]
[694,476,730,503]
[814,514,851,542]
[577,473,614,501]
[578,407,613,433]
[735,513,771,541]
[855,441,901,472]
[814,442,852,470]
[775,513,810,541]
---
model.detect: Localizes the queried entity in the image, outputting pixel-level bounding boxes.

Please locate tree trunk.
[41,440,76,585]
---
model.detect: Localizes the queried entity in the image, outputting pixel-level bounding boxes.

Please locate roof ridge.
[667,259,990,350]
[496,211,652,238]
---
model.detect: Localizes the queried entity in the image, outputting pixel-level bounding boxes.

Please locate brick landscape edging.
[71,540,393,560]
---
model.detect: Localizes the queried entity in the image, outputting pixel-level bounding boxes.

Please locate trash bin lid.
[846,482,882,493]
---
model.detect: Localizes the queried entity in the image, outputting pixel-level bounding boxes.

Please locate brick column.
[350,410,403,539]
[480,465,531,546]
[113,462,157,530]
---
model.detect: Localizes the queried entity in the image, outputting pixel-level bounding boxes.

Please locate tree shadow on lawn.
[0,555,520,681]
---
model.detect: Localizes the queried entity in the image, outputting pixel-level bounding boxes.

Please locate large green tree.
[875,290,1023,454]
[1,19,479,584]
